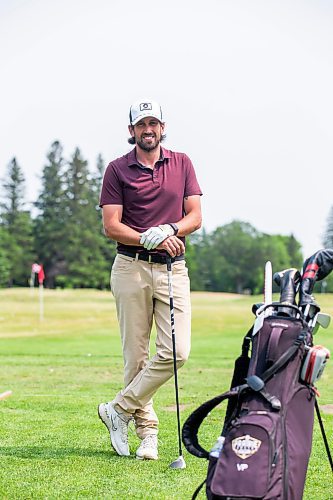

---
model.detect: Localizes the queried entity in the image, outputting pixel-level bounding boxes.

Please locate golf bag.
[182,250,333,499]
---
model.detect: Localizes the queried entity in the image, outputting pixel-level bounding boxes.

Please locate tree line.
[1,140,332,293]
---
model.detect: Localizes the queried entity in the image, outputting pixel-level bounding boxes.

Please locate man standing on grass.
[98,98,202,461]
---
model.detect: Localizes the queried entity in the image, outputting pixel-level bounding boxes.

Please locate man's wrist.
[168,223,179,236]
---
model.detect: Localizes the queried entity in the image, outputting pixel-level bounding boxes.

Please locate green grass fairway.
[0,289,332,499]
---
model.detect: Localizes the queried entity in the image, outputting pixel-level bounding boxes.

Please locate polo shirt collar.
[127,146,171,167]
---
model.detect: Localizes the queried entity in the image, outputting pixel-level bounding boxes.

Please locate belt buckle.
[148,255,152,264]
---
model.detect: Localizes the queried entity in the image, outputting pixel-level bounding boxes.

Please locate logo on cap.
[140,102,152,111]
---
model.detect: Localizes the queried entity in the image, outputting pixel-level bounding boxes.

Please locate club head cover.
[299,249,333,307]
[273,268,301,305]
[252,302,264,316]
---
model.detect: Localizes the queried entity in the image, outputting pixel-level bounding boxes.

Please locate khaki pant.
[110,254,191,439]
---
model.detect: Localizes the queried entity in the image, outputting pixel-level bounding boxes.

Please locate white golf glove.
[140,224,175,250]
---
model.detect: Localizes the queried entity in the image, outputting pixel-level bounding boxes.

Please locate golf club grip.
[264,261,272,305]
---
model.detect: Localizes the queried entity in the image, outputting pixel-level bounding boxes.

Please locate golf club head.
[169,455,186,469]
[302,302,320,323]
[312,312,331,334]
[317,312,331,329]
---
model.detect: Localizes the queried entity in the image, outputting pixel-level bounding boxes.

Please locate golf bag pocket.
[300,345,330,385]
[284,385,315,497]
[206,455,219,499]
[210,412,282,499]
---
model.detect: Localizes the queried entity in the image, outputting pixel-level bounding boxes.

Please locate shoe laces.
[141,435,157,449]
[117,414,134,444]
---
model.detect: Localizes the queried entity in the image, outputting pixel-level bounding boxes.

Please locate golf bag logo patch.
[232,434,261,459]
[140,102,152,111]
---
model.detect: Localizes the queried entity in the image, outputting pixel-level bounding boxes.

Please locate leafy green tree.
[0,158,34,286]
[255,234,303,295]
[285,234,303,264]
[208,221,261,293]
[187,221,304,294]
[187,229,214,290]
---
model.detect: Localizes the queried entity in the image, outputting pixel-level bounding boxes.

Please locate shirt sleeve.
[99,162,123,207]
[183,154,203,197]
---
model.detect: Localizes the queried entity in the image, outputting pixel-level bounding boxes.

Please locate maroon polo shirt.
[99,146,202,253]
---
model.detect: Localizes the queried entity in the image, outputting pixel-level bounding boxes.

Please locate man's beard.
[136,134,160,152]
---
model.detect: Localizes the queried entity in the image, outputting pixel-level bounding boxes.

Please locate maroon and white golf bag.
[182,250,333,499]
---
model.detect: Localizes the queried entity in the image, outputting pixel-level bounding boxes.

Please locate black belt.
[117,250,184,264]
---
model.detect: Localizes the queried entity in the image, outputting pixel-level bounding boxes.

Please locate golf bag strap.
[242,328,252,355]
[191,478,207,499]
[260,328,308,383]
[182,389,238,458]
[257,386,281,410]
[245,328,308,410]
[266,326,284,365]
[182,329,308,459]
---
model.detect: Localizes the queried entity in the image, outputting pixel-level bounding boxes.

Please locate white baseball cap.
[129,99,163,125]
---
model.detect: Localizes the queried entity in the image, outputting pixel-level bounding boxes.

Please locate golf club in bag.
[167,255,186,469]
[182,249,333,499]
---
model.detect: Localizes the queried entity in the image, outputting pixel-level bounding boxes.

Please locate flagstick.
[39,283,44,321]
[30,271,36,294]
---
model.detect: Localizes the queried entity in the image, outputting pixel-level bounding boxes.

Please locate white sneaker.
[136,435,158,460]
[98,402,131,456]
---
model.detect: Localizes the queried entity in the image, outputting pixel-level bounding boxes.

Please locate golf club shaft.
[167,256,183,458]
[315,400,333,472]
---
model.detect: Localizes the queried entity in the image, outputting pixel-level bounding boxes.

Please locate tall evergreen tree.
[0,226,10,287]
[34,141,67,287]
[0,158,34,285]
[92,154,117,287]
[0,157,25,225]
[62,148,115,288]
[93,153,105,200]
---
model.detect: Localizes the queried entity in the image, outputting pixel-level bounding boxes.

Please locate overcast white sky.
[1,0,333,261]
